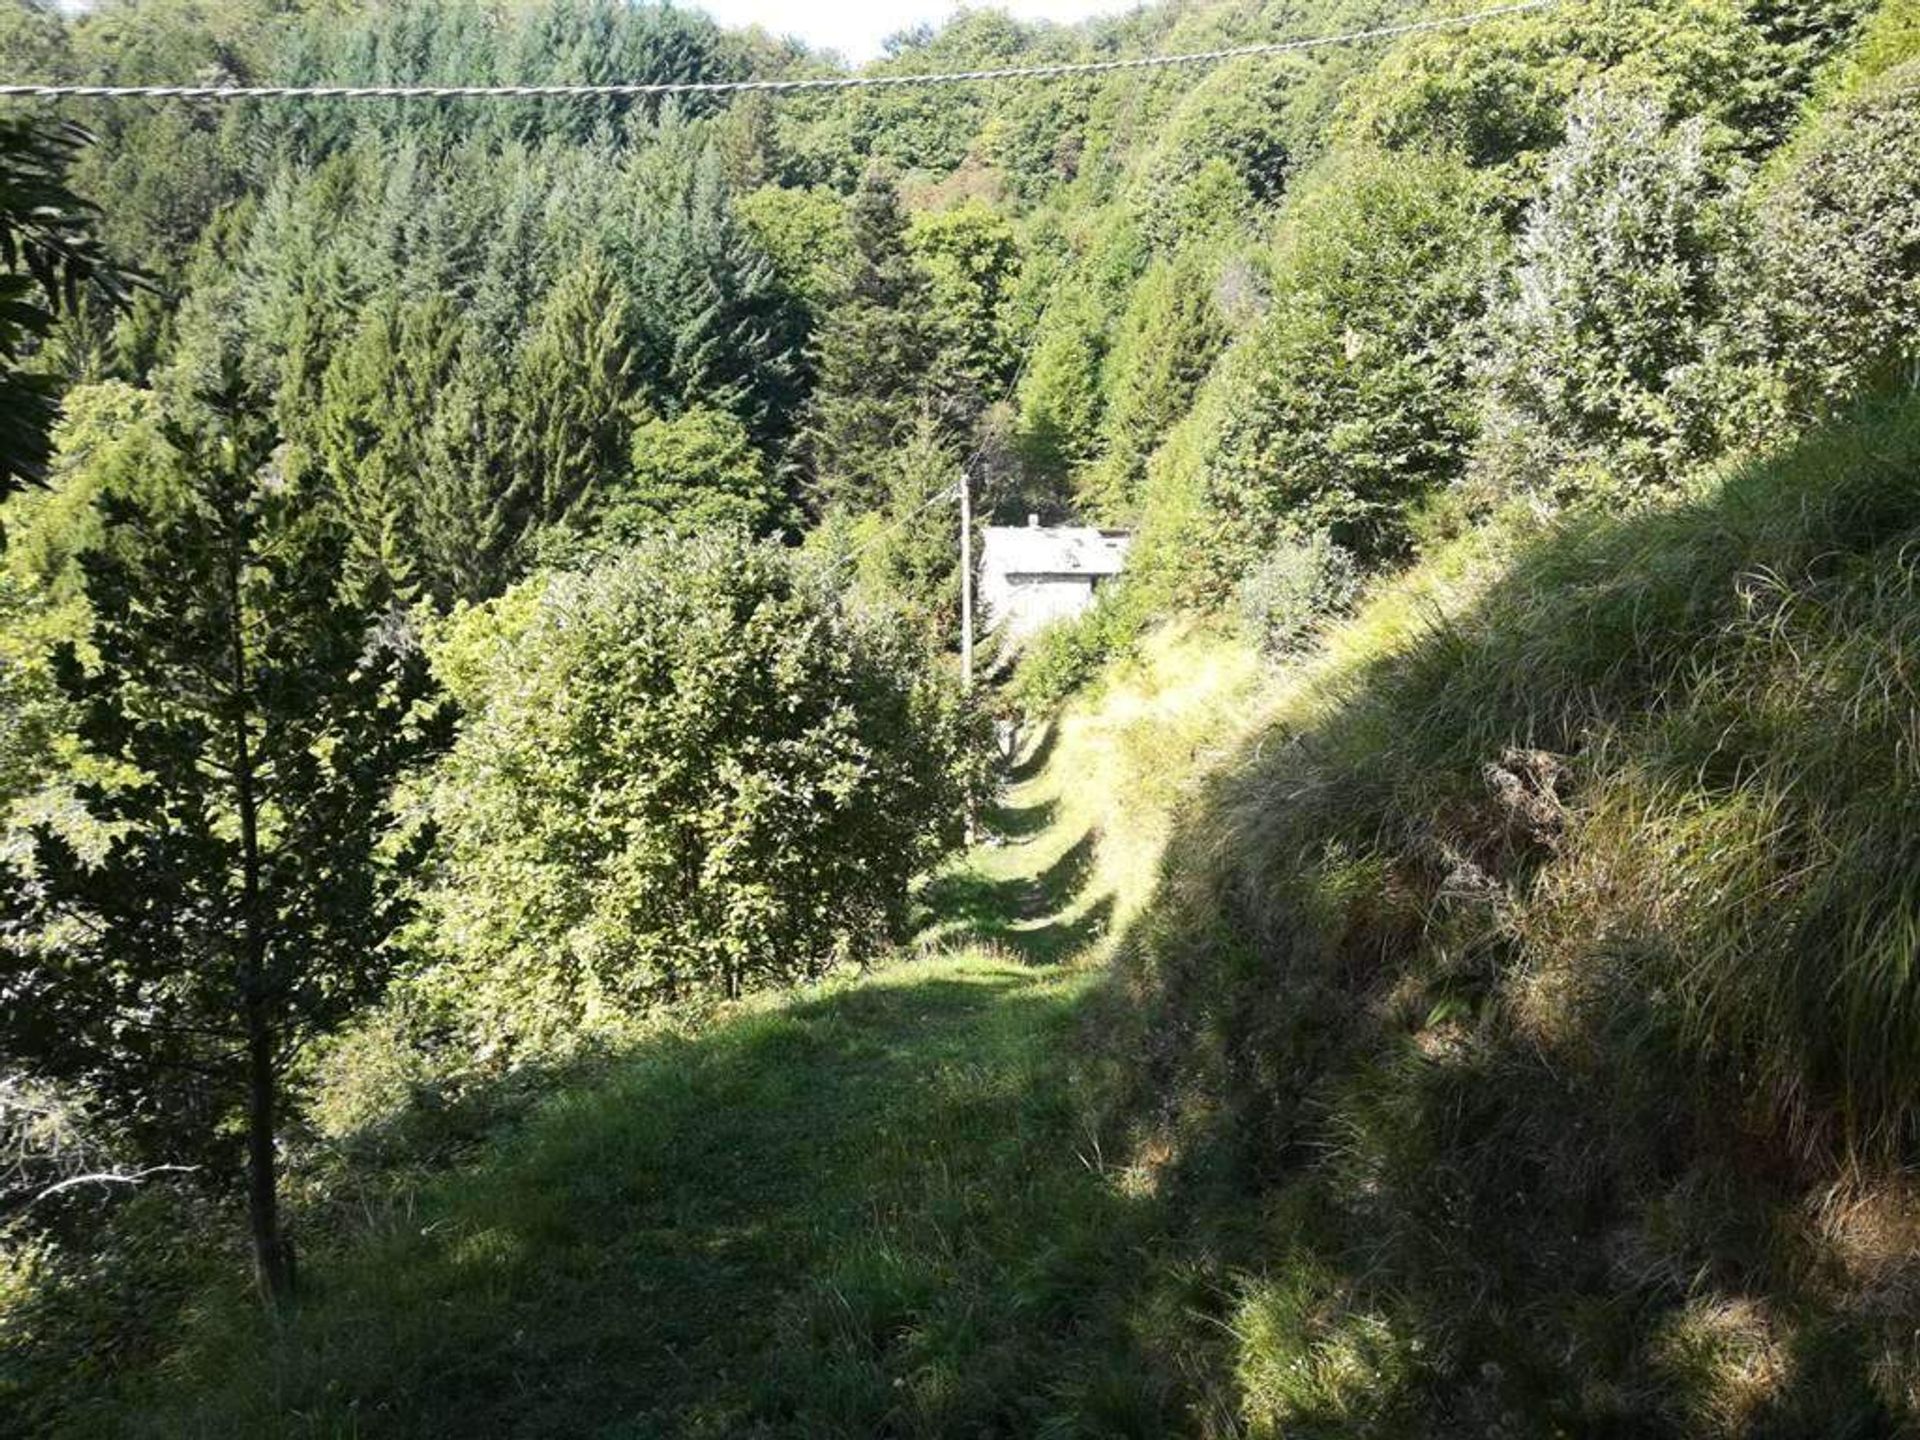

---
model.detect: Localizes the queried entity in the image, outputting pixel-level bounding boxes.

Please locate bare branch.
[25,1163,199,1207]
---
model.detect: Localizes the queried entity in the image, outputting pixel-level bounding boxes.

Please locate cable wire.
[0,1,1556,102]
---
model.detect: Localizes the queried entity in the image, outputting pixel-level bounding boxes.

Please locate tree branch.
[25,1163,199,1207]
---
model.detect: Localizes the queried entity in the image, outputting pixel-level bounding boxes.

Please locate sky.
[691,1,1135,63]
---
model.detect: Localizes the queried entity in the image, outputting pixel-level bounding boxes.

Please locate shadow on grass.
[987,793,1059,840]
[1082,394,1920,1435]
[126,964,1177,1439]
[1007,720,1058,784]
[917,829,1111,964]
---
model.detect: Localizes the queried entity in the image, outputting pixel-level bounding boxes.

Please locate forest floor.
[84,629,1266,1439]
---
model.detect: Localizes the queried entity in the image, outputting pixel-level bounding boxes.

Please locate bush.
[1009,582,1149,714]
[1752,63,1920,413]
[412,533,986,1051]
[1237,533,1359,659]
[1470,84,1731,507]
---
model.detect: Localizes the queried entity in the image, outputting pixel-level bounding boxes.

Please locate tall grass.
[1109,392,1920,1431]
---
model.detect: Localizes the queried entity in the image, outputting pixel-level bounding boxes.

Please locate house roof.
[980,525,1131,578]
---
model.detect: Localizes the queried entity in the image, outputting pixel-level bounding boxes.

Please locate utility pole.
[959,468,977,848]
[959,468,974,691]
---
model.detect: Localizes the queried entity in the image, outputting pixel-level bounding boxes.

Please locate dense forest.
[2,0,1919,1433]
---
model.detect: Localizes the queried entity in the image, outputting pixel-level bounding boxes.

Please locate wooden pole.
[959,469,977,848]
[959,469,974,691]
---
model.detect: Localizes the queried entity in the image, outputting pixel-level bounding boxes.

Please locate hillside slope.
[8,401,1918,1440]
[1099,391,1920,1435]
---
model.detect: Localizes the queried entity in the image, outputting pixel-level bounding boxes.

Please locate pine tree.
[620,137,809,456]
[312,296,466,604]
[804,166,940,512]
[506,252,641,556]
[415,343,520,604]
[1,381,447,1302]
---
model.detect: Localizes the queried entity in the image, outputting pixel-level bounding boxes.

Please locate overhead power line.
[0,0,1556,102]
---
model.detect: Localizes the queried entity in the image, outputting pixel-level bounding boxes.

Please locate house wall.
[982,573,1100,644]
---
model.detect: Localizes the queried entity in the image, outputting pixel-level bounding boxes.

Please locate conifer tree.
[312,296,465,604]
[506,252,642,554]
[621,136,808,454]
[804,166,940,512]
[0,381,447,1302]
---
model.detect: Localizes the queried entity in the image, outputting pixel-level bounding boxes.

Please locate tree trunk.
[246,1010,292,1304]
[226,527,290,1306]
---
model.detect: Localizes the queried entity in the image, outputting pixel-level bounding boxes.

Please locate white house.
[978,517,1131,644]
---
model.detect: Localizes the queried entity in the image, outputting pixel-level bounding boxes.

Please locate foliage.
[310,296,466,604]
[616,131,810,455]
[504,251,640,556]
[413,532,983,1050]
[842,416,967,650]
[0,119,129,501]
[1347,0,1875,179]
[804,167,941,511]
[1010,263,1124,488]
[1156,145,1494,592]
[1237,532,1360,659]
[2,0,1915,1418]
[1749,63,1920,413]
[1109,392,1920,1432]
[1008,581,1150,715]
[606,406,784,540]
[1129,58,1294,249]
[0,383,447,1298]
[1470,86,1729,507]
[735,182,852,311]
[906,200,1025,419]
[1078,243,1229,520]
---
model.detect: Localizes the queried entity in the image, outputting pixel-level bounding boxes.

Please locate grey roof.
[980,526,1131,578]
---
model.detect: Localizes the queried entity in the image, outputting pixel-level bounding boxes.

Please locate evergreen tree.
[415,344,520,604]
[0,117,128,502]
[312,296,465,604]
[804,166,940,512]
[506,252,641,556]
[619,134,809,455]
[0,382,447,1302]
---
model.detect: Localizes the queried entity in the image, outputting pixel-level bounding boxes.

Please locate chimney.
[1027,513,1039,528]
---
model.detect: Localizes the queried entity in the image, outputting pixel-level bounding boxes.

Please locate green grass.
[1102,391,1920,1434]
[81,954,1167,1439]
[14,626,1267,1440]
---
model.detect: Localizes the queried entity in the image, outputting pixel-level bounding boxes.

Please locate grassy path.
[111,781,1170,1438]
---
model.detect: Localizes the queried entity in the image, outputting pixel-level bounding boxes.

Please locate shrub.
[1237,533,1360,659]
[1752,63,1920,413]
[1008,581,1149,714]
[412,532,985,1050]
[1470,84,1731,507]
